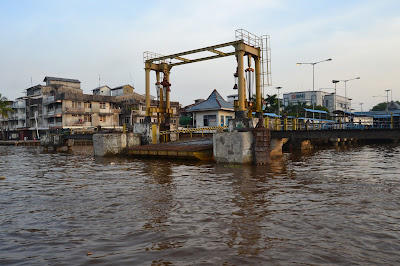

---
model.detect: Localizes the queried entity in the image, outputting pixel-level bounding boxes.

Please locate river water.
[0,144,399,265]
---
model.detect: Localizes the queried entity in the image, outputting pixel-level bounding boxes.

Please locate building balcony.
[43,96,55,105]
[65,121,91,127]
[12,102,26,109]
[48,122,63,128]
[99,109,122,114]
[64,107,86,114]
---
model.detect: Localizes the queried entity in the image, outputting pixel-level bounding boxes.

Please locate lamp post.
[296,58,332,111]
[338,77,360,111]
[332,80,340,111]
[276,87,282,117]
[385,89,390,105]
[353,102,364,112]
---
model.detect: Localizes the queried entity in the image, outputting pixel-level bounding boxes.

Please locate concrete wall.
[93,133,140,156]
[133,122,159,145]
[228,117,258,132]
[213,131,253,164]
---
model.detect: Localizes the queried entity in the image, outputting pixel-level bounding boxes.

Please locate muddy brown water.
[0,144,399,265]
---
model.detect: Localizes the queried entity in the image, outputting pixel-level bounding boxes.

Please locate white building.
[186,90,234,127]
[283,90,351,114]
[92,85,111,96]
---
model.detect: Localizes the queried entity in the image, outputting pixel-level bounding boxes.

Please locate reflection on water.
[0,145,399,264]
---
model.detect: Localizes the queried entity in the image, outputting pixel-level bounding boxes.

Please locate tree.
[0,94,13,140]
[371,101,400,111]
[263,94,281,113]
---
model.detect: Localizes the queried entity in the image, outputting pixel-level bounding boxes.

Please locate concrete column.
[145,65,151,122]
[237,49,246,118]
[254,56,262,114]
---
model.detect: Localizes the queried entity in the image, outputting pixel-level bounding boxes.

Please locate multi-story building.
[43,92,121,130]
[1,76,181,139]
[283,90,351,114]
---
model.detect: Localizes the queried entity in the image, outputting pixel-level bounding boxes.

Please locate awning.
[303,108,328,114]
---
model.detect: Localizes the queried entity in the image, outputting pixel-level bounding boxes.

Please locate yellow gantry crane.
[143,29,271,129]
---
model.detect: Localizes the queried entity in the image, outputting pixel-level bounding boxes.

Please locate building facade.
[283,90,351,114]
[1,76,181,140]
[186,90,234,128]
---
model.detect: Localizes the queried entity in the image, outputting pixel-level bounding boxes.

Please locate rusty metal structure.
[143,29,271,130]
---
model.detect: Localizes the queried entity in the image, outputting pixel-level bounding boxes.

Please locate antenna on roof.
[98,74,101,87]
[31,77,32,86]
[130,74,134,87]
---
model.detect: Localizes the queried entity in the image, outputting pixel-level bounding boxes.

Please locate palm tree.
[0,93,13,140]
[264,94,280,113]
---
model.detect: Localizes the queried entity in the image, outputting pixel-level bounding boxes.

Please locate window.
[124,117,130,124]
[72,101,81,108]
[203,115,216,127]
[100,103,106,109]
[84,115,92,123]
[99,115,106,122]
[226,116,233,126]
[220,115,224,126]
[84,102,92,108]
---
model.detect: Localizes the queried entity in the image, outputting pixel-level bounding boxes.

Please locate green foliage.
[179,116,192,126]
[0,93,14,140]
[371,101,400,111]
[283,101,310,117]
[263,94,281,113]
[0,94,13,118]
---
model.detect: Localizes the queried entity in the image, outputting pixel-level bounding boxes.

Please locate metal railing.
[267,117,400,131]
[235,29,261,48]
[159,126,228,142]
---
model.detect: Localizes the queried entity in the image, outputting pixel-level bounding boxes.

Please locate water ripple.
[0,144,399,264]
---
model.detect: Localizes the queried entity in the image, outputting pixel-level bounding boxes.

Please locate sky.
[0,0,399,111]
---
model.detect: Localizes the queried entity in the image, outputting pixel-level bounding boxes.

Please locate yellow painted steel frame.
[144,39,263,122]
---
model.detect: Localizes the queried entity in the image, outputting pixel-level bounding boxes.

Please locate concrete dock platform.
[0,140,41,146]
[126,138,214,160]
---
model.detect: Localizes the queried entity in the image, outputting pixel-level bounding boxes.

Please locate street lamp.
[276,87,282,117]
[332,80,340,111]
[296,58,332,111]
[385,89,390,105]
[353,102,364,112]
[337,77,360,111]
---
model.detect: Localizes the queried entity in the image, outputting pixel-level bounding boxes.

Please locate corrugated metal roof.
[43,76,81,83]
[186,90,233,111]
[112,84,134,90]
[92,85,111,91]
[304,108,328,114]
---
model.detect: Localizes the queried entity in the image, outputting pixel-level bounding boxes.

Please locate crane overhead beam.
[170,52,235,67]
[174,56,191,62]
[209,49,228,56]
[146,40,243,63]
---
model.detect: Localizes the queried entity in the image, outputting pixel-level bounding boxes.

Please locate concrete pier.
[93,133,140,156]
[41,134,74,151]
[213,131,254,164]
